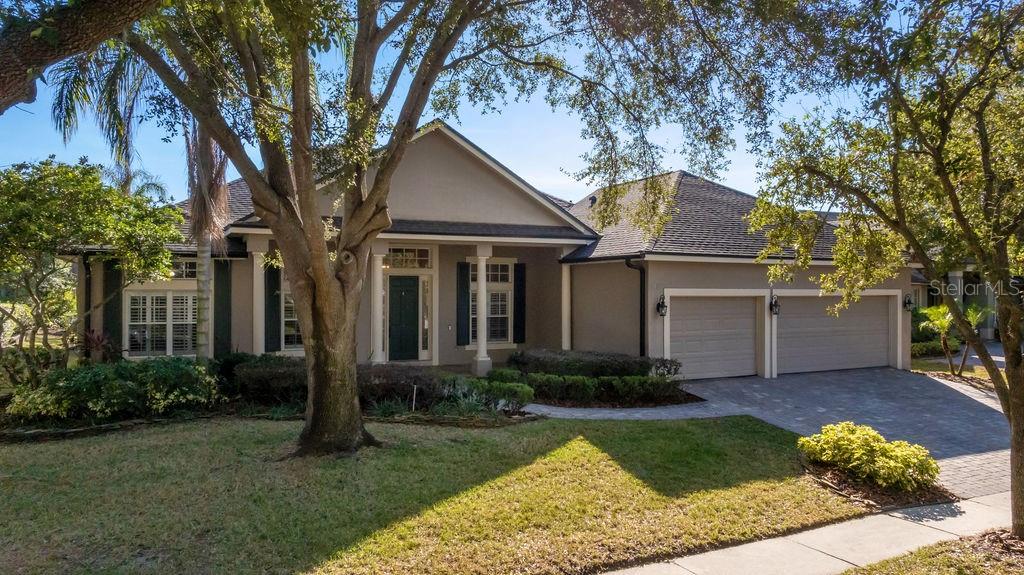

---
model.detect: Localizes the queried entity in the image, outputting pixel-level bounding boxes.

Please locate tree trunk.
[956,337,971,376]
[292,268,376,456]
[941,334,955,373]
[1012,418,1024,537]
[195,232,211,361]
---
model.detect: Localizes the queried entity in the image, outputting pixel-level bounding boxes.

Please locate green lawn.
[0,416,863,574]
[844,538,1023,574]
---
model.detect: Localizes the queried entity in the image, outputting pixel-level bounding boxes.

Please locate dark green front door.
[388,276,419,361]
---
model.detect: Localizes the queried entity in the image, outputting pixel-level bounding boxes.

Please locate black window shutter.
[213,260,232,358]
[456,261,470,345]
[102,260,122,351]
[264,267,281,352]
[513,263,526,343]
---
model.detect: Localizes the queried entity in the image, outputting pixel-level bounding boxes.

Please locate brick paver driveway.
[682,368,1009,498]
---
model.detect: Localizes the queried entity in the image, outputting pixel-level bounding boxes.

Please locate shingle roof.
[564,170,839,261]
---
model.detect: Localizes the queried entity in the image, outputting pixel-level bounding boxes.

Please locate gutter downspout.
[624,257,646,357]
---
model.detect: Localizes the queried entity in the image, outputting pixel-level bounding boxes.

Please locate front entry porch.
[366,239,577,375]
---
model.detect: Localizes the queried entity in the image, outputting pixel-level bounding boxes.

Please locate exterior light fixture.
[903,293,915,311]
[769,295,780,316]
[656,295,668,317]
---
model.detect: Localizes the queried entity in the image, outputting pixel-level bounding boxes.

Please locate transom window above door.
[384,247,431,269]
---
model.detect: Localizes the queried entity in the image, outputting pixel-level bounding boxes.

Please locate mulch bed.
[0,414,219,443]
[803,460,956,511]
[532,390,704,409]
[1,409,542,443]
[917,369,994,392]
[963,529,1024,568]
[364,412,543,428]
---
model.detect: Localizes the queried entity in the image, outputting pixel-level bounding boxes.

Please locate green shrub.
[465,378,534,412]
[429,394,490,417]
[6,358,218,422]
[130,357,220,415]
[211,352,259,396]
[233,355,307,402]
[357,364,449,409]
[367,398,410,418]
[562,375,597,402]
[611,375,679,403]
[525,372,565,399]
[509,349,679,377]
[798,422,939,492]
[911,338,961,358]
[487,368,523,383]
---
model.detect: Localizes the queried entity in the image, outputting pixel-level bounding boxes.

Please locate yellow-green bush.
[798,422,939,492]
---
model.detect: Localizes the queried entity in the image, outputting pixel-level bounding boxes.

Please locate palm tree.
[955,304,993,376]
[184,120,228,362]
[920,304,957,373]
[50,48,226,361]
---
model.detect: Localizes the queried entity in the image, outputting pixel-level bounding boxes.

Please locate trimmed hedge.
[516,371,679,405]
[910,337,961,358]
[508,349,680,377]
[6,358,219,422]
[798,422,939,492]
[462,378,534,412]
[233,355,307,402]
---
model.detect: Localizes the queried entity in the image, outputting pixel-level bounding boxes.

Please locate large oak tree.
[0,0,162,113]
[749,0,1024,536]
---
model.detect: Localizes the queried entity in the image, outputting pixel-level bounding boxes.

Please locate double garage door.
[669,295,891,379]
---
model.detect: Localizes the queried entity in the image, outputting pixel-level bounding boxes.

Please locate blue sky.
[0,81,769,205]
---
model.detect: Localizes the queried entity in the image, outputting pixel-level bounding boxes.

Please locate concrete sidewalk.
[604,492,1011,575]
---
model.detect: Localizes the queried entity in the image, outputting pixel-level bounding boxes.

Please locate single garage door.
[777,296,890,374]
[670,296,757,379]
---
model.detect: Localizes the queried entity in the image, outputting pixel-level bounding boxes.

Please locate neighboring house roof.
[564,170,840,262]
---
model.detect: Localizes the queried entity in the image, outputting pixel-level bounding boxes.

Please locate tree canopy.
[747,0,1024,536]
[0,158,181,385]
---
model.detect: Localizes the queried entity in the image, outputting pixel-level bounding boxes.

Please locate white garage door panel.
[778,296,889,374]
[671,297,757,379]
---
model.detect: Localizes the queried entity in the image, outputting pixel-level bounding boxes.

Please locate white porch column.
[370,245,387,363]
[982,281,998,340]
[249,236,269,355]
[561,247,572,350]
[948,270,965,309]
[472,245,492,376]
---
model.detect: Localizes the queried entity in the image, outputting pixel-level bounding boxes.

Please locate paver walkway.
[528,368,1009,498]
[603,491,1011,575]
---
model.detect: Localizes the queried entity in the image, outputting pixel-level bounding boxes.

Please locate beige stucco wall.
[570,261,641,355]
[230,257,254,354]
[358,130,569,226]
[645,261,913,369]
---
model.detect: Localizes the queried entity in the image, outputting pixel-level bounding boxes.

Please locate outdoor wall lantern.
[903,293,915,311]
[769,295,780,316]
[656,295,668,317]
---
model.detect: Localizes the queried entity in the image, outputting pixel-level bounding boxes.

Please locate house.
[74,121,912,379]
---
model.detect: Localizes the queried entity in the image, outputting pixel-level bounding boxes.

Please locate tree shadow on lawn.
[0,415,842,574]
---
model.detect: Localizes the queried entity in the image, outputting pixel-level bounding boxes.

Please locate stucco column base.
[473,357,493,376]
